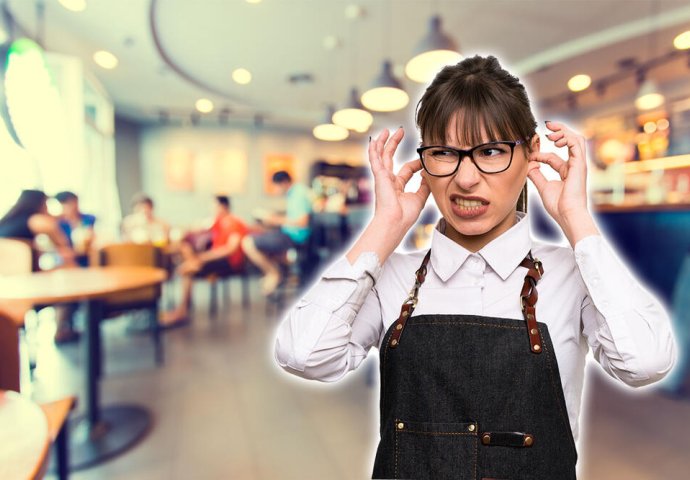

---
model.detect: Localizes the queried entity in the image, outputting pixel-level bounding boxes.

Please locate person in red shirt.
[161,196,248,326]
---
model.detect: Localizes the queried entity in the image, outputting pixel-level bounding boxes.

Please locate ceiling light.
[59,0,87,12]
[93,50,118,69]
[674,31,690,50]
[635,78,665,110]
[333,88,373,132]
[195,98,214,113]
[567,74,591,92]
[232,68,252,85]
[313,106,349,141]
[405,16,461,84]
[361,60,409,112]
[246,0,262,4]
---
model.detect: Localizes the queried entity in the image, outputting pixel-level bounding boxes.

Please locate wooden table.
[0,390,50,480]
[0,266,167,471]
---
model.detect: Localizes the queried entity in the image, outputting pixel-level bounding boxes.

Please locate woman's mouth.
[450,195,489,219]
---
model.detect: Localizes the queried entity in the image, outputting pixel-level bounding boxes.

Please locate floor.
[22,277,690,479]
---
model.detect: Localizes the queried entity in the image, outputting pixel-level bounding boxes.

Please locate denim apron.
[372,251,577,479]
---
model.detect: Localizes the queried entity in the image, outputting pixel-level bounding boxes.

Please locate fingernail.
[369,136,371,143]
[399,126,403,129]
[544,120,552,124]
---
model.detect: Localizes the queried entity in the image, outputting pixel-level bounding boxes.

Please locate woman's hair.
[416,55,537,212]
[0,189,48,227]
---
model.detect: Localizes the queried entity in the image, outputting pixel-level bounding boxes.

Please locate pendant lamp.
[361,60,409,112]
[332,88,373,132]
[635,78,665,110]
[405,16,461,84]
[313,106,349,141]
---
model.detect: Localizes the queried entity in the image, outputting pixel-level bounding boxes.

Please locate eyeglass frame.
[416,139,527,176]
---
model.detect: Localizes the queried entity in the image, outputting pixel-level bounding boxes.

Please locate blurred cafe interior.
[0,0,690,479]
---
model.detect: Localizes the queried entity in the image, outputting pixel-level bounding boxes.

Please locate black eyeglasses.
[417,140,525,176]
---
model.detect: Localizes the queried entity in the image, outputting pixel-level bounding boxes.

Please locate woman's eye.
[431,149,456,159]
[478,147,506,157]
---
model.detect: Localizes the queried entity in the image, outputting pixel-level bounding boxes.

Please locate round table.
[0,390,50,479]
[0,266,167,470]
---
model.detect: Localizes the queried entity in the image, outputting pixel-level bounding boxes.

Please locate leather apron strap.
[388,250,545,354]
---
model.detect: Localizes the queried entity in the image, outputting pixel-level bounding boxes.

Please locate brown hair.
[416,55,537,212]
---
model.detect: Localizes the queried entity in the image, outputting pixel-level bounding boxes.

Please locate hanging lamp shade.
[405,16,462,84]
[635,78,665,110]
[361,60,409,112]
[332,88,373,132]
[313,105,349,141]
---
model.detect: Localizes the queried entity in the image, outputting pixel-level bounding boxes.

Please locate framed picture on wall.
[164,149,194,191]
[264,153,295,195]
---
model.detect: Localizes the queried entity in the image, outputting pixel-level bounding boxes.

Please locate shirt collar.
[429,212,533,282]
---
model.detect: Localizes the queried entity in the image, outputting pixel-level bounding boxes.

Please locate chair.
[196,261,251,321]
[0,311,76,480]
[0,237,36,276]
[96,243,164,365]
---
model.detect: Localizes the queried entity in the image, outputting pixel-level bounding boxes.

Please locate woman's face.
[421,115,538,252]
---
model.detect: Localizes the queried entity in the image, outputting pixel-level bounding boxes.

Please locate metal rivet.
[524,435,534,447]
[391,339,398,346]
[397,422,404,430]
[530,328,538,335]
[481,434,491,445]
[533,344,541,352]
[468,424,475,432]
[396,324,403,330]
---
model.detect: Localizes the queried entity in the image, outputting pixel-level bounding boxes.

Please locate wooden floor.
[22,278,690,479]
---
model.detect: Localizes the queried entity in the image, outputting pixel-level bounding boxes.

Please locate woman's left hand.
[527,121,599,247]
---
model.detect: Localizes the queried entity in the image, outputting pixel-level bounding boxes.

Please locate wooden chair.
[0,310,76,480]
[96,243,164,365]
[199,262,251,320]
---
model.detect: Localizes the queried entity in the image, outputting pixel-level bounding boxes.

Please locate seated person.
[161,196,249,326]
[121,193,170,245]
[55,191,96,267]
[0,189,78,342]
[242,171,312,295]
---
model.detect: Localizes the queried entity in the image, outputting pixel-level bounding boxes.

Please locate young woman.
[274,56,676,479]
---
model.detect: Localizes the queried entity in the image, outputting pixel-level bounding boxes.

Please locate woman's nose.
[453,156,481,190]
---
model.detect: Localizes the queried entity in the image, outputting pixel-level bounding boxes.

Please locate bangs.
[419,78,524,147]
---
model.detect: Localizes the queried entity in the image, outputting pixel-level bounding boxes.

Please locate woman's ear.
[530,133,541,153]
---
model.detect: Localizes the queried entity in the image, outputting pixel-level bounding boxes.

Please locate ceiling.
[4,0,690,132]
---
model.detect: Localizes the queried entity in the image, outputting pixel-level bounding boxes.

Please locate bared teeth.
[454,198,484,207]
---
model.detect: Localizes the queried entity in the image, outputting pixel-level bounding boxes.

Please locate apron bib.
[371,251,577,479]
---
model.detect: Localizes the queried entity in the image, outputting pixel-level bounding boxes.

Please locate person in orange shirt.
[161,196,248,326]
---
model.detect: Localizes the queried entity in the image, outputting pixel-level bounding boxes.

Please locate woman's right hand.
[346,127,431,265]
[369,127,431,234]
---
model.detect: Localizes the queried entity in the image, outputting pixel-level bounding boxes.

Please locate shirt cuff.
[321,251,383,284]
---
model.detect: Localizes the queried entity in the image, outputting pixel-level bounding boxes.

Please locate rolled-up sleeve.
[576,235,677,387]
[274,252,384,382]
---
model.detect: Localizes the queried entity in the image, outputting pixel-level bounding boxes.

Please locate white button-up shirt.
[274,212,676,442]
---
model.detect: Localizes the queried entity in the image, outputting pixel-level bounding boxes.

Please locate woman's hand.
[346,127,431,265]
[527,121,599,247]
[369,127,431,234]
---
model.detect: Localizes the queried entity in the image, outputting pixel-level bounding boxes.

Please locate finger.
[375,129,390,162]
[382,127,404,170]
[414,176,431,203]
[396,159,424,185]
[368,135,384,174]
[527,161,548,194]
[530,151,568,180]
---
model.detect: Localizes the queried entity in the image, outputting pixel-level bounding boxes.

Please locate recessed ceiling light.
[344,5,366,20]
[195,98,214,113]
[322,35,341,50]
[567,74,591,92]
[674,31,690,50]
[59,0,87,12]
[246,0,262,4]
[93,50,118,69]
[232,68,252,85]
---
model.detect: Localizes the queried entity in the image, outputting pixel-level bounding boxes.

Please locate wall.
[139,124,367,227]
[115,117,144,217]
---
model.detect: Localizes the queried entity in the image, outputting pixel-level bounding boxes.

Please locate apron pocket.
[394,419,477,480]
